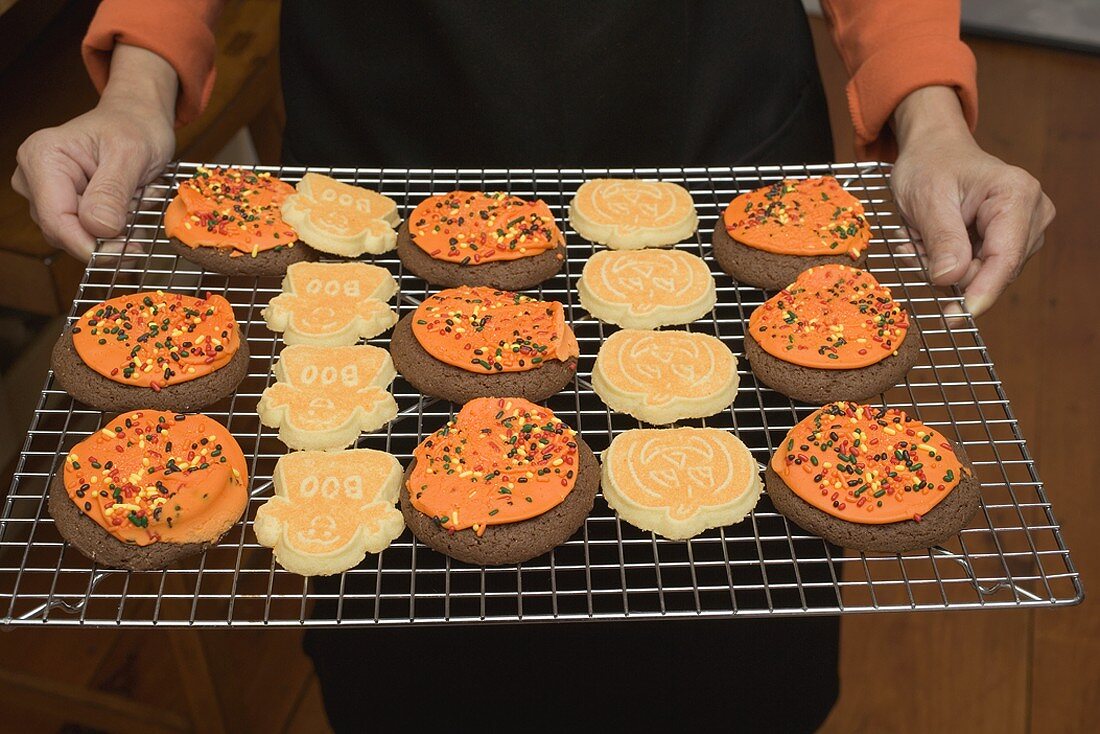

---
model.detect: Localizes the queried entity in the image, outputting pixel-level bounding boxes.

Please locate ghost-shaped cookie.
[281,173,401,256]
[253,449,405,576]
[257,344,399,450]
[263,261,398,346]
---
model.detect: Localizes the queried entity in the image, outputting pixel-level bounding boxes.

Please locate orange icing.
[411,286,579,374]
[164,167,298,256]
[62,411,248,546]
[408,397,579,535]
[722,176,870,258]
[71,291,240,390]
[409,191,564,264]
[771,401,966,525]
[749,265,909,369]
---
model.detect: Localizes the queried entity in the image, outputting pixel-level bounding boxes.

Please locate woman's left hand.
[890,86,1055,317]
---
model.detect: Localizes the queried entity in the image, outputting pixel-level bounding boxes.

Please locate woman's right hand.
[11,44,178,261]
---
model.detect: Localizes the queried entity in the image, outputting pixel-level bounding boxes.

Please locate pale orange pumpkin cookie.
[578,248,715,329]
[569,178,697,249]
[591,329,740,425]
[601,427,762,539]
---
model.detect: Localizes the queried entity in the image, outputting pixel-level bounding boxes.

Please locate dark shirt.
[282,3,838,731]
[280,0,833,167]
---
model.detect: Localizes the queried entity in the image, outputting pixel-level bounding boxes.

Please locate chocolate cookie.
[50,326,249,412]
[395,222,564,290]
[389,313,576,404]
[47,470,218,570]
[711,223,869,291]
[764,447,981,553]
[167,237,318,277]
[399,437,599,565]
[745,324,921,404]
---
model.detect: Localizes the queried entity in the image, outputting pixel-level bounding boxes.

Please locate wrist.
[99,44,178,126]
[893,86,974,151]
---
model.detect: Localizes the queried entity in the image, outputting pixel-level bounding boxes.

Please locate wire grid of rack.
[0,162,1082,627]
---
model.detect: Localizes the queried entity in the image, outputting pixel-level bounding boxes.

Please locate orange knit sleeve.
[820,0,978,161]
[82,0,224,126]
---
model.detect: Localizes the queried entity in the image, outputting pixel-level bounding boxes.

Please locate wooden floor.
[1,17,1097,734]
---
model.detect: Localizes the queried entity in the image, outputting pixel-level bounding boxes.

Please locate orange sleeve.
[82,0,224,126]
[820,0,978,161]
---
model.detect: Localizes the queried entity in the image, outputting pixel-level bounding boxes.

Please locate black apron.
[281,2,838,730]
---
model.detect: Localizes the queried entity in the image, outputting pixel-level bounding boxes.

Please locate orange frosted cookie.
[390,286,579,404]
[591,329,740,425]
[766,401,981,552]
[281,173,400,257]
[712,176,872,290]
[396,191,566,290]
[745,265,919,403]
[400,397,599,565]
[411,286,577,373]
[48,410,249,570]
[601,427,762,540]
[165,167,316,276]
[750,265,908,369]
[50,290,248,412]
[254,449,405,576]
[569,178,697,249]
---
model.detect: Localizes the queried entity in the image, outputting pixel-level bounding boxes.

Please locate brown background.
[0,3,1096,732]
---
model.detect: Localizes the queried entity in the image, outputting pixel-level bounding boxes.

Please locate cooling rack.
[0,162,1082,627]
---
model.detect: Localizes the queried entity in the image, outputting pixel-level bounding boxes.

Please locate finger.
[11,166,29,197]
[933,256,980,328]
[77,141,145,238]
[964,211,1033,317]
[1027,232,1045,258]
[1025,195,1055,258]
[955,256,983,293]
[98,237,149,267]
[14,153,96,260]
[907,193,973,286]
[892,240,928,270]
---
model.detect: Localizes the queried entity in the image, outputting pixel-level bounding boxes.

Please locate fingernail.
[931,255,958,280]
[91,205,124,232]
[964,293,990,318]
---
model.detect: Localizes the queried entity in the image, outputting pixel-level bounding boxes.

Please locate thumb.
[77,150,146,238]
[909,195,973,286]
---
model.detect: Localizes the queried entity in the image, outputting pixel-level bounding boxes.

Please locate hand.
[890,86,1055,317]
[11,45,177,261]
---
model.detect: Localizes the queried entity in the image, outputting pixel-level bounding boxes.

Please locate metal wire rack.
[0,162,1082,627]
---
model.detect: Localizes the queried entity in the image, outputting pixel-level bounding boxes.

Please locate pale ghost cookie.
[578,248,715,329]
[281,173,400,257]
[601,428,762,540]
[254,449,405,576]
[592,329,740,425]
[257,344,398,450]
[569,178,697,250]
[263,261,398,346]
